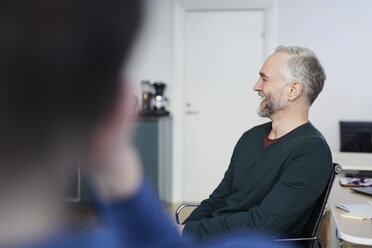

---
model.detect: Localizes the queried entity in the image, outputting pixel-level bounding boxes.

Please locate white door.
[183,10,265,201]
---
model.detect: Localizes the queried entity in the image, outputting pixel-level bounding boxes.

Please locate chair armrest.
[175,203,200,224]
[275,237,323,248]
[275,237,317,242]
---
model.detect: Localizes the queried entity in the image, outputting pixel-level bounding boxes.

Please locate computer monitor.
[340,121,372,153]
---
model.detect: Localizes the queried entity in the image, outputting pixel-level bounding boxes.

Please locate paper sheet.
[337,202,372,221]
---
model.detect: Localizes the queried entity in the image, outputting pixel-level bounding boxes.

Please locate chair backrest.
[299,163,342,238]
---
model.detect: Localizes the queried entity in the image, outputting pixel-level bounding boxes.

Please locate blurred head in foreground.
[0,0,141,244]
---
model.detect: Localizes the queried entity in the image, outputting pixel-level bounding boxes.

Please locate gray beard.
[257,93,285,118]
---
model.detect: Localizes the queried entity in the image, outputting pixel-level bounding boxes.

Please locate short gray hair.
[275,46,326,105]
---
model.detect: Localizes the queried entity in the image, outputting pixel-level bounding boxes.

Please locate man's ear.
[287,81,303,101]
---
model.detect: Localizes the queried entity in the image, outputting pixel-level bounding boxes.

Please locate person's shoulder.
[281,122,331,163]
[289,122,332,167]
[299,122,330,149]
[235,122,271,146]
[243,121,271,137]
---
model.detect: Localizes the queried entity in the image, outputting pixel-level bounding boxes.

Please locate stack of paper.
[339,177,372,187]
[337,201,372,221]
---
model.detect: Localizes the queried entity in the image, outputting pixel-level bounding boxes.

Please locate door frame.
[171,0,275,202]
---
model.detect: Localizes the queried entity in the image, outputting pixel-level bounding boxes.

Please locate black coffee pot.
[139,81,169,116]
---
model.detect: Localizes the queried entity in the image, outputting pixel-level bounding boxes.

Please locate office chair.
[176,163,342,248]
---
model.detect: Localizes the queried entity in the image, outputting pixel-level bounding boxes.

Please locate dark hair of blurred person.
[0,0,141,245]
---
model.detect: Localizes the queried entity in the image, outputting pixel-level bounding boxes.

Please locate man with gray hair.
[182,46,332,241]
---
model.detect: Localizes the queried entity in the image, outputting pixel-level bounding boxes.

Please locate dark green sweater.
[183,121,332,240]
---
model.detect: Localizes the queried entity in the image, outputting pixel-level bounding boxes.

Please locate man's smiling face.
[253,52,292,118]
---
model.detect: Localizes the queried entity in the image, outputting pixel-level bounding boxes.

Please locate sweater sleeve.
[183,164,233,224]
[183,132,248,226]
[182,140,333,240]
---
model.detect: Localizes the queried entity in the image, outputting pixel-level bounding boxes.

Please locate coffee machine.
[152,82,169,115]
[139,81,169,116]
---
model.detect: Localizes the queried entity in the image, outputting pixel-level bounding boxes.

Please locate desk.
[328,176,372,246]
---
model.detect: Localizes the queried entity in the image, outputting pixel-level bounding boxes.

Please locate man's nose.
[253,79,262,91]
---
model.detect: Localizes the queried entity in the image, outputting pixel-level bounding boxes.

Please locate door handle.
[186,110,199,115]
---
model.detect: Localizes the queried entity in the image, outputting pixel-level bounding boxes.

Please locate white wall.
[125,0,182,202]
[128,0,372,202]
[126,0,174,98]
